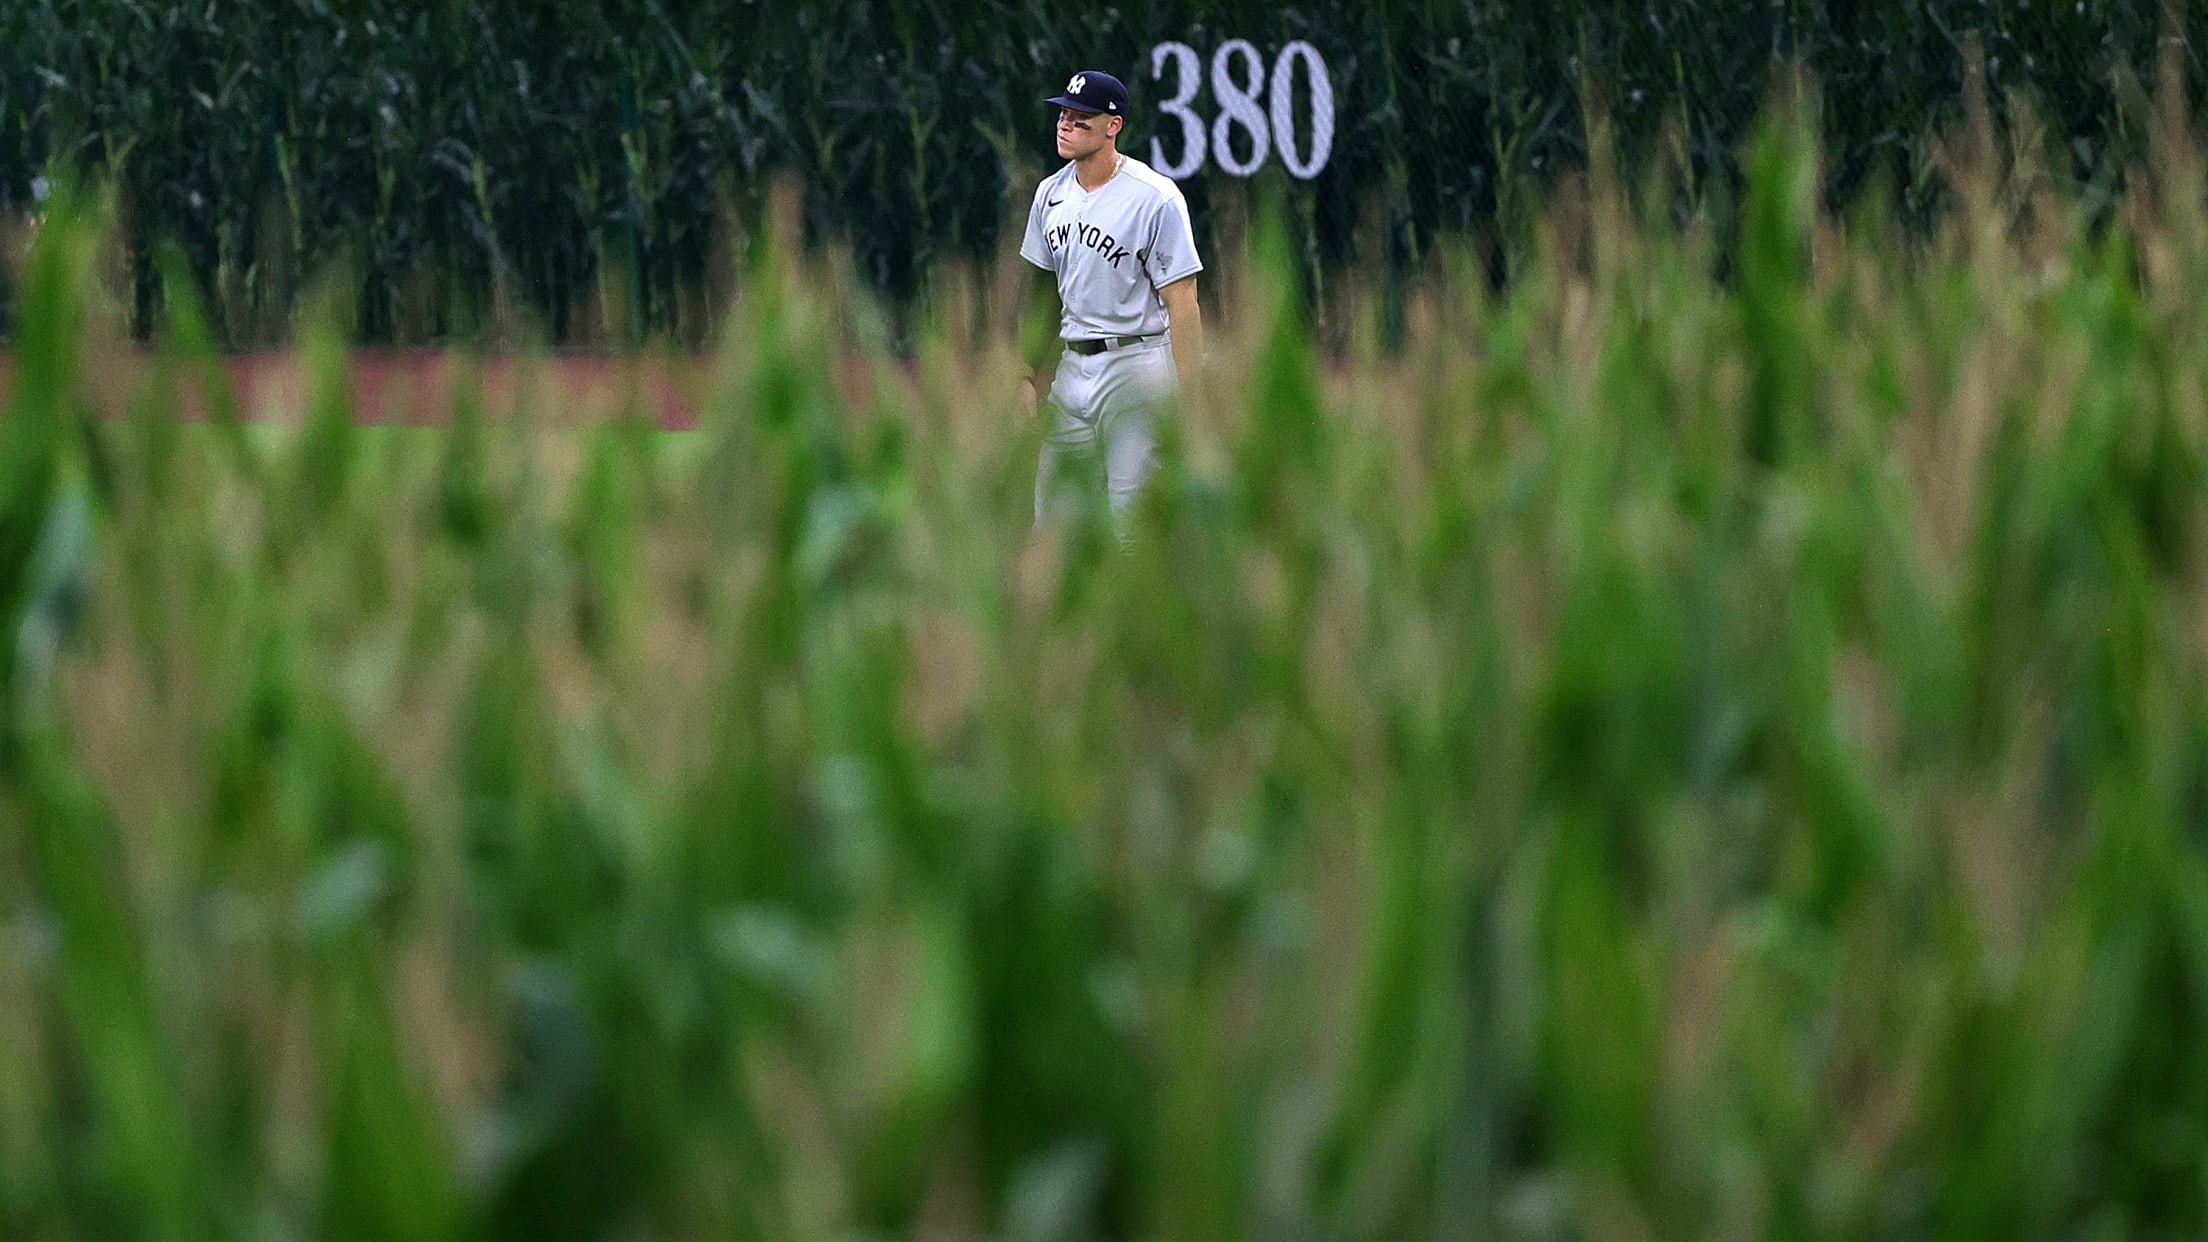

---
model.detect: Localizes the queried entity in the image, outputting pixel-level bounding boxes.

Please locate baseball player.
[1018,69,1205,536]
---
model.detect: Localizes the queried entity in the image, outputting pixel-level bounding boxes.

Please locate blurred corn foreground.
[5,68,2208,1242]
[0,0,2203,347]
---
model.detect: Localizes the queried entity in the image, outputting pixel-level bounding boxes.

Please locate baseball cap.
[1045,70,1128,117]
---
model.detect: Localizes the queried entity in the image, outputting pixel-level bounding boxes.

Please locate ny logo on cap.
[1067,74,1087,95]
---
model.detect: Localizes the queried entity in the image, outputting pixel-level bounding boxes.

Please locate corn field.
[1,0,2202,347]
[2,67,2207,1237]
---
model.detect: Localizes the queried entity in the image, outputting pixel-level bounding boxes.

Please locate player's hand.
[1172,352,1212,418]
[1020,377,1039,420]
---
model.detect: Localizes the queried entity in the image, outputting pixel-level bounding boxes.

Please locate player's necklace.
[1081,152,1124,193]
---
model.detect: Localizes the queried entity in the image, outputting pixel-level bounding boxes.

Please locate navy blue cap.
[1045,70,1129,117]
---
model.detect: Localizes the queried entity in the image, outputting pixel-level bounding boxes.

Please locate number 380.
[1150,40,1336,181]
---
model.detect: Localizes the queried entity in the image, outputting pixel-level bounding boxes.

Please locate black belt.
[1067,334,1155,355]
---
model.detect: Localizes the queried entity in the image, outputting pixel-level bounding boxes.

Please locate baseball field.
[4,99,2208,1242]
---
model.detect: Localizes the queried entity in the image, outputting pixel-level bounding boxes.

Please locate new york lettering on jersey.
[1043,219,1135,268]
[1020,156,1203,342]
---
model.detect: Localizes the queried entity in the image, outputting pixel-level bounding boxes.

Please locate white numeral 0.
[1270,41,1334,181]
[1148,39,1335,180]
[1150,42,1207,180]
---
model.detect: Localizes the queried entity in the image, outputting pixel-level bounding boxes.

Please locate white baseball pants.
[1034,334,1176,532]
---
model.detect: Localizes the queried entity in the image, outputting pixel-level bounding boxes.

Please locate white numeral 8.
[1209,39,1271,177]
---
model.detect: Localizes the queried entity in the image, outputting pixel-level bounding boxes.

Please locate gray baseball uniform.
[1020,155,1203,529]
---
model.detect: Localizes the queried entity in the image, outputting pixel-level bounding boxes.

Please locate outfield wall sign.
[1149,40,1335,181]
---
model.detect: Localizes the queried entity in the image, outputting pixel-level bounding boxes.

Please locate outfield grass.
[2,95,2207,1242]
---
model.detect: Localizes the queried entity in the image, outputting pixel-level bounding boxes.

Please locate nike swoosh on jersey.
[1046,196,1063,207]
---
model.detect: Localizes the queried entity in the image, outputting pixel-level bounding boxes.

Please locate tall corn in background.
[0,0,2200,347]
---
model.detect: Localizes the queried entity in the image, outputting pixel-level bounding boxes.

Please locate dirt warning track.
[0,350,715,430]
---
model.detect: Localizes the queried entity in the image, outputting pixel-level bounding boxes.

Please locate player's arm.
[1161,275,1203,400]
[1018,267,1059,417]
[1015,183,1060,419]
[1145,186,1205,404]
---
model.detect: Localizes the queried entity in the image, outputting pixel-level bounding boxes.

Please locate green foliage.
[0,1,2200,346]
[6,89,2208,1240]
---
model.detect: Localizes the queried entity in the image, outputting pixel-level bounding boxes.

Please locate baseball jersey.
[1020,156,1202,341]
